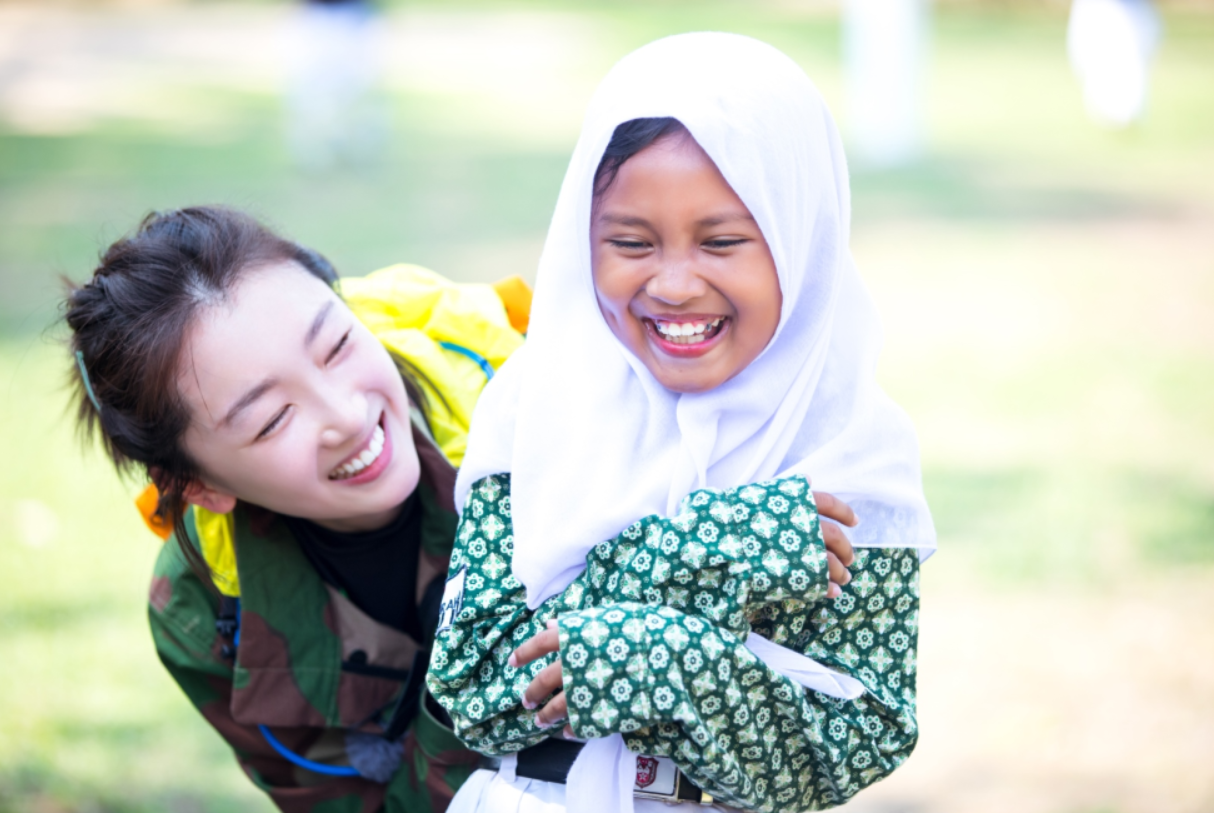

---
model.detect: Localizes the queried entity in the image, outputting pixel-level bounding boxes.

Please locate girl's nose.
[645,258,708,305]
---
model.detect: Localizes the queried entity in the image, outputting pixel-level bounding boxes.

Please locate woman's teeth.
[329,424,385,481]
[653,318,725,345]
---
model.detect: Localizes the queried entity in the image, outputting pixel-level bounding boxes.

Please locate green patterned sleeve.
[557,548,921,812]
[579,475,831,636]
[425,473,833,755]
[424,475,557,756]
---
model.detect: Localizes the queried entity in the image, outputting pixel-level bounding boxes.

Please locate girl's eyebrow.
[597,212,754,228]
[695,213,755,228]
[597,213,652,227]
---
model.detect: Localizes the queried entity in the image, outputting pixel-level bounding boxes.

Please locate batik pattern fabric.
[426,474,919,812]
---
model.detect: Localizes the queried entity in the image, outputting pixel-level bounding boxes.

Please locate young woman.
[64,206,527,813]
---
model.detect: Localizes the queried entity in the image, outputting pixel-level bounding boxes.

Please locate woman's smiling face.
[178,260,420,533]
[590,132,782,394]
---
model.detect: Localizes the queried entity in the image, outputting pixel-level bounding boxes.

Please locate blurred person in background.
[1068,0,1161,127]
[63,206,533,812]
[843,0,929,167]
[285,0,387,169]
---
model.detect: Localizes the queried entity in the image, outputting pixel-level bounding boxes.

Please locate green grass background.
[1,2,1212,811]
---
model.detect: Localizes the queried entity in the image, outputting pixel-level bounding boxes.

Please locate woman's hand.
[815,489,858,598]
[510,620,569,732]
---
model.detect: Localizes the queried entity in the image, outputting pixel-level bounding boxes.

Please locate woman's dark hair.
[593,117,688,198]
[64,205,431,589]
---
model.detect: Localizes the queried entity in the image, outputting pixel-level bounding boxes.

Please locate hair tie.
[75,350,103,412]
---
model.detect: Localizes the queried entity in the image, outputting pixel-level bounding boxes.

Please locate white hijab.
[456,32,935,612]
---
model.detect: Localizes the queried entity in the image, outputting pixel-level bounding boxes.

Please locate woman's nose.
[318,393,368,448]
[645,257,708,305]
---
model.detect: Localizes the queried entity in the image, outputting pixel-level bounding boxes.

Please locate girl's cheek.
[593,268,635,322]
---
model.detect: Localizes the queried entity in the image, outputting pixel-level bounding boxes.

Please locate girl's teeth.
[655,318,723,343]
[330,424,386,480]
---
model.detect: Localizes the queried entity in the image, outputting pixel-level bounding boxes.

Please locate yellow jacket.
[138,264,530,596]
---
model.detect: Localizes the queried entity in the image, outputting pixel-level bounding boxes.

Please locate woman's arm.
[149,578,382,811]
[555,548,921,812]
[425,473,844,755]
[150,543,459,813]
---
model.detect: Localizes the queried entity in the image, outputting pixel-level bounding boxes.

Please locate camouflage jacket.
[148,424,479,813]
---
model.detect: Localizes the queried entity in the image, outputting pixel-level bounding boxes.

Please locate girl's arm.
[579,474,845,628]
[425,473,836,755]
[556,548,920,812]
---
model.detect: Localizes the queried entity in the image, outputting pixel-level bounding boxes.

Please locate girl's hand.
[814,490,857,598]
[510,620,570,732]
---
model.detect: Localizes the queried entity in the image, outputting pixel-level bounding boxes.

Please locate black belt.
[478,739,714,805]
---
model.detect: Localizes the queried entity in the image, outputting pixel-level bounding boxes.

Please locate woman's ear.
[181,479,238,515]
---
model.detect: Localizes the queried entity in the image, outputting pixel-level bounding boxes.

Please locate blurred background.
[1,0,1211,811]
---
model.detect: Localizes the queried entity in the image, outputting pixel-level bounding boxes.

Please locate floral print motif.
[426,474,919,812]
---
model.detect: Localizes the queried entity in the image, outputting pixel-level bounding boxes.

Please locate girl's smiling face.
[591,132,782,394]
[178,261,420,533]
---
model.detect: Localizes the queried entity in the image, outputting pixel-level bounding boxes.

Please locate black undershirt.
[284,492,424,642]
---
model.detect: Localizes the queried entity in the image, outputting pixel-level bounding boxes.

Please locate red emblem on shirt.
[636,756,658,788]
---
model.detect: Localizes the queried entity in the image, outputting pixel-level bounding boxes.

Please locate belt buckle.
[633,777,681,803]
[633,754,680,802]
[632,756,713,805]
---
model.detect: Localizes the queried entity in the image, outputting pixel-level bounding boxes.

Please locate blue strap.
[258,725,361,777]
[229,605,360,778]
[438,341,494,381]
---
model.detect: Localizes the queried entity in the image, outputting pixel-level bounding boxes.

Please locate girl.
[426,33,935,813]
[64,206,528,813]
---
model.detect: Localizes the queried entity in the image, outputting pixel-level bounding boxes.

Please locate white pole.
[1067,0,1161,128]
[843,0,929,168]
